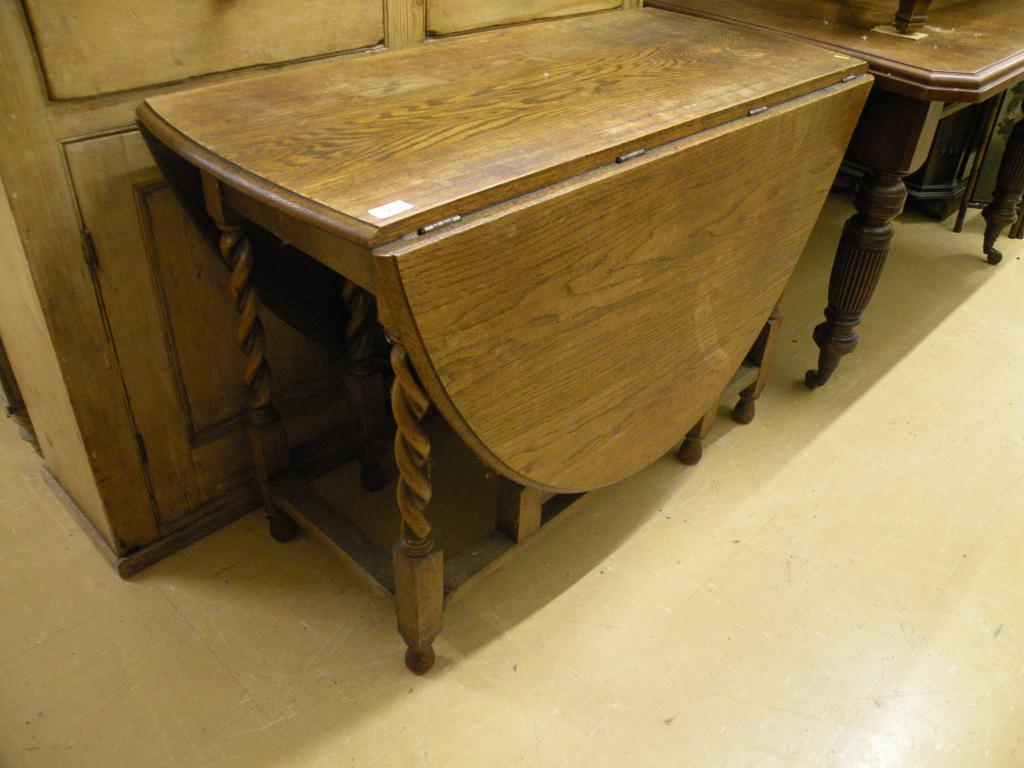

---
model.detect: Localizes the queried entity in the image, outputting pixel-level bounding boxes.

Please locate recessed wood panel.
[64,131,342,527]
[24,0,384,99]
[427,0,620,35]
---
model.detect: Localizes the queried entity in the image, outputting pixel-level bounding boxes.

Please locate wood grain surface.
[24,0,384,99]
[376,78,870,492]
[649,0,1024,102]
[139,8,865,248]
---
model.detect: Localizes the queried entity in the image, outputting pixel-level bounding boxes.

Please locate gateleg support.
[734,304,782,424]
[496,478,550,543]
[678,403,719,466]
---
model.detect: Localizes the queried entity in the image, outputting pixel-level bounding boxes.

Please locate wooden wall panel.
[24,0,385,99]
[427,0,622,35]
[0,175,118,545]
[0,2,156,553]
[386,0,426,47]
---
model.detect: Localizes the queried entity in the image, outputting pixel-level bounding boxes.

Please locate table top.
[138,8,863,248]
[649,0,1024,102]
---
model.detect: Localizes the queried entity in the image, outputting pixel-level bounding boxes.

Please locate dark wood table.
[650,0,1024,388]
[136,9,867,673]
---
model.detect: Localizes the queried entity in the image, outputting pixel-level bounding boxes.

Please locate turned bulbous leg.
[732,396,756,425]
[807,171,907,389]
[677,435,703,465]
[982,104,1024,266]
[734,305,781,423]
[678,405,717,466]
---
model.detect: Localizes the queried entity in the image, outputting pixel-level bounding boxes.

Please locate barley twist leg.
[390,342,442,674]
[342,280,387,491]
[218,224,296,542]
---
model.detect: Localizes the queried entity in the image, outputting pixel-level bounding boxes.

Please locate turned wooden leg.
[342,280,387,492]
[894,0,932,33]
[214,215,296,542]
[806,171,907,389]
[982,103,1024,265]
[496,477,549,543]
[678,404,718,466]
[734,304,782,425]
[390,342,443,675]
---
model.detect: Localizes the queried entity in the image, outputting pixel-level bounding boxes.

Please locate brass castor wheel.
[986,247,1003,265]
[360,463,387,492]
[677,437,702,466]
[732,396,755,425]
[405,646,435,675]
[268,512,299,543]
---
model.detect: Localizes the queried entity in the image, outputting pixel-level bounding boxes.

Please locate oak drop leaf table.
[137,9,869,673]
[651,0,1024,388]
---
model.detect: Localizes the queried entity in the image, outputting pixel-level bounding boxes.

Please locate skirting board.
[43,467,257,578]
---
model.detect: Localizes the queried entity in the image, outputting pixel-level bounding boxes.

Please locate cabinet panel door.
[65,131,343,529]
[427,0,620,35]
[25,0,384,99]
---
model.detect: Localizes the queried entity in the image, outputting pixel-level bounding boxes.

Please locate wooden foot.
[678,404,717,466]
[894,0,932,33]
[496,477,549,543]
[734,304,782,424]
[390,341,443,674]
[733,396,756,425]
[807,171,907,389]
[982,103,1024,265]
[342,279,387,492]
[405,647,436,675]
[205,175,297,542]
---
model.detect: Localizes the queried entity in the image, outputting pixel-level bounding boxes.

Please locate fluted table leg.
[982,103,1024,265]
[805,90,941,390]
[390,341,443,674]
[806,171,907,389]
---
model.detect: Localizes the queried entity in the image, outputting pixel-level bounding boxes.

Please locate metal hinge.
[135,432,148,464]
[417,214,462,236]
[615,148,647,164]
[82,228,99,270]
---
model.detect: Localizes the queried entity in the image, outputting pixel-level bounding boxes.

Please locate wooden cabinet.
[0,0,639,574]
[64,131,343,530]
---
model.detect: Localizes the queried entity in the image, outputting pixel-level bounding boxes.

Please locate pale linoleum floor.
[1,199,1023,767]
